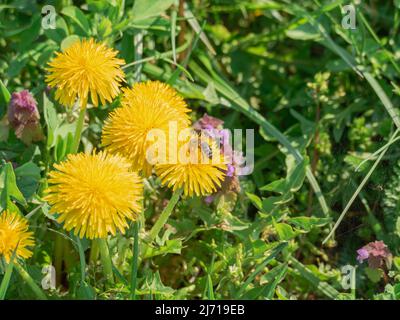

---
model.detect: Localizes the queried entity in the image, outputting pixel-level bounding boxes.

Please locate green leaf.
[243,264,288,299]
[44,16,69,44]
[137,271,175,296]
[275,223,298,241]
[286,23,320,40]
[18,16,41,51]
[15,162,41,200]
[61,6,91,35]
[97,17,112,39]
[236,242,288,298]
[261,158,307,194]
[143,239,182,259]
[0,252,17,300]
[261,178,287,194]
[43,93,58,149]
[365,267,383,283]
[76,281,95,299]
[394,283,400,299]
[261,193,293,213]
[246,192,262,210]
[54,131,74,162]
[204,274,215,300]
[288,217,331,232]
[0,162,26,211]
[364,72,400,129]
[263,264,288,299]
[0,79,11,119]
[132,0,175,24]
[61,35,80,51]
[290,257,340,299]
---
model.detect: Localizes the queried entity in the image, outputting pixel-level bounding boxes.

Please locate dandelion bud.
[8,90,43,144]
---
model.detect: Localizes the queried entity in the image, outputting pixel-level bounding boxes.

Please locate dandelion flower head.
[102,81,191,176]
[44,151,143,239]
[155,132,227,197]
[46,38,125,109]
[0,211,35,262]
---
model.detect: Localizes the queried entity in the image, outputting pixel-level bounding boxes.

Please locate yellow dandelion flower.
[102,81,191,176]
[44,151,143,239]
[0,211,35,263]
[46,38,125,109]
[155,133,227,197]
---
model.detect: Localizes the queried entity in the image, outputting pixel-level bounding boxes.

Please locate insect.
[200,141,213,159]
[189,134,214,160]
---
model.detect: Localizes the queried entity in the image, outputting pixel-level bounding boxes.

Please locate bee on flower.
[155,132,227,197]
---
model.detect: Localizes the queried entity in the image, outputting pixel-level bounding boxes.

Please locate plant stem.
[75,237,86,284]
[89,240,100,265]
[178,0,187,62]
[71,106,86,154]
[0,256,15,300]
[97,238,114,286]
[130,221,140,300]
[149,188,182,241]
[54,234,64,286]
[15,262,47,300]
[133,31,143,82]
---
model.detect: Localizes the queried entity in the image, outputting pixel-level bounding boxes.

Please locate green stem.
[54,234,64,286]
[89,240,100,265]
[71,106,86,154]
[97,239,114,286]
[149,188,182,241]
[0,256,15,300]
[75,237,86,284]
[130,222,140,300]
[133,30,143,82]
[15,262,47,300]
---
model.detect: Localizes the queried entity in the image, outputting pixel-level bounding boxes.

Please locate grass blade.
[323,128,400,244]
[0,250,17,300]
[130,221,140,300]
[235,242,288,298]
[290,257,340,299]
[363,72,400,129]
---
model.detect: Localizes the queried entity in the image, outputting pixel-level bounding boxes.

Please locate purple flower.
[219,129,230,147]
[194,113,243,199]
[226,164,235,177]
[356,248,369,263]
[356,241,392,269]
[193,114,224,130]
[7,90,43,144]
[204,196,214,204]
